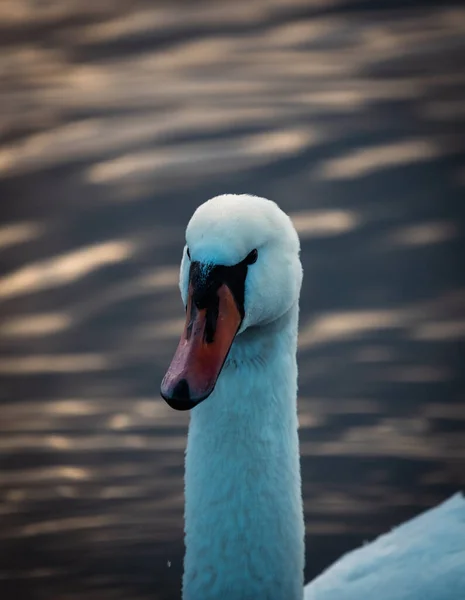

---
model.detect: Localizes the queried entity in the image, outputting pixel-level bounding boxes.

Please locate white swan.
[160,194,465,600]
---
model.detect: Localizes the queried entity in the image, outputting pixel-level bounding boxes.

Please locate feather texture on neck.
[183,303,305,600]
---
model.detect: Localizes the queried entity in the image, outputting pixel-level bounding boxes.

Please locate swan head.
[161,194,302,410]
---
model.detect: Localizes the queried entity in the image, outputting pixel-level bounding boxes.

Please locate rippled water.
[0,1,465,598]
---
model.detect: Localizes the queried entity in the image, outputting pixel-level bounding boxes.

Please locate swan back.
[304,493,465,600]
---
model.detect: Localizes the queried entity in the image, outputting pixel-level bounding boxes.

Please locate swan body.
[304,493,465,600]
[161,193,465,600]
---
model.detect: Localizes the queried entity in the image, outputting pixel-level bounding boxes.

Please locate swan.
[160,193,465,600]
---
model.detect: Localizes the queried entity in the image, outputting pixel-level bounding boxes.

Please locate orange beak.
[160,281,242,410]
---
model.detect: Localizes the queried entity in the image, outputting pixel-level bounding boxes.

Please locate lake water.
[0,1,464,598]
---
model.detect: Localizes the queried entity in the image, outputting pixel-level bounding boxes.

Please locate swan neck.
[183,304,304,599]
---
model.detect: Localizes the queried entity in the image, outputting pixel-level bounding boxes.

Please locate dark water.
[0,1,464,599]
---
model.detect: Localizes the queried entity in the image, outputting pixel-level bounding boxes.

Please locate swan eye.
[245,249,258,265]
[187,247,191,260]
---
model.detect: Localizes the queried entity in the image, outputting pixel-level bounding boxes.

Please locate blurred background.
[1,0,465,598]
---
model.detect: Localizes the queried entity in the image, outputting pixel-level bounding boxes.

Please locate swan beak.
[160,282,242,410]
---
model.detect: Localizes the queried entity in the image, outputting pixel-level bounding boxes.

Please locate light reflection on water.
[1,0,465,599]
